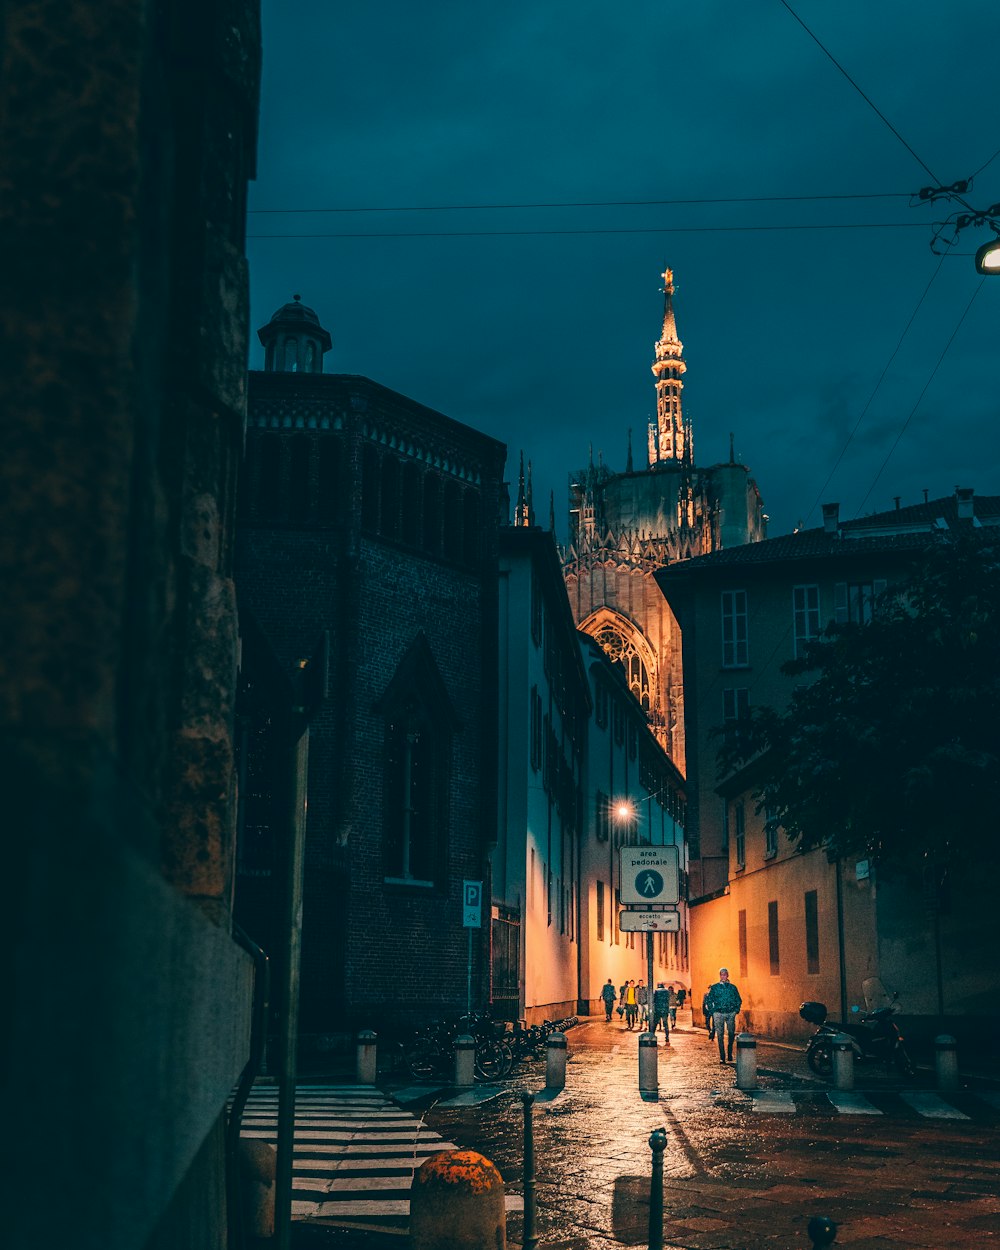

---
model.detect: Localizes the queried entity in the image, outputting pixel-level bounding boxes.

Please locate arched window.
[304,341,316,373]
[592,621,653,711]
[283,338,298,372]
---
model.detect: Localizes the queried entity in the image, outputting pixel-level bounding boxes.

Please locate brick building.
[235,298,507,1047]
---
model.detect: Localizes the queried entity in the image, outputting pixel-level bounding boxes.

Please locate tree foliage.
[719,535,1000,873]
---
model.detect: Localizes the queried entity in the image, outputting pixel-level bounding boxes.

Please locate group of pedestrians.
[599,978,687,1033]
[601,966,743,1064]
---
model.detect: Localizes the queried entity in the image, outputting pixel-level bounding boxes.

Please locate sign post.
[619,847,680,1040]
[463,880,482,1017]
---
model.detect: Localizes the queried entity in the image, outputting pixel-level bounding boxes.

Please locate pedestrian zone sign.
[619,846,680,905]
[462,880,483,928]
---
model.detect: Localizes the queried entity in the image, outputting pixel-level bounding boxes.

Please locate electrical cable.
[248,221,930,240]
[248,191,911,215]
[777,0,942,185]
[799,255,946,528]
[854,278,985,516]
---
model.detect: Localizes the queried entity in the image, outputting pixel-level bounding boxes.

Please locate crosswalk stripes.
[898,1090,971,1120]
[234,1082,522,1232]
[664,1087,1000,1119]
[826,1090,884,1115]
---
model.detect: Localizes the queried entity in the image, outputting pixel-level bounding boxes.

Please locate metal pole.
[646,931,654,1031]
[521,1091,538,1250]
[275,719,310,1250]
[647,1128,667,1250]
[467,926,473,1018]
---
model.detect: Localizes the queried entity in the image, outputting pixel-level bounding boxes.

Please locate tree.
[719,535,1000,873]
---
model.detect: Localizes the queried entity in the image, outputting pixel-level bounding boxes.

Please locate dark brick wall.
[236,372,506,1036]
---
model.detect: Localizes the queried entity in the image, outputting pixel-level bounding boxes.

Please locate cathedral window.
[721,590,749,667]
[591,622,652,710]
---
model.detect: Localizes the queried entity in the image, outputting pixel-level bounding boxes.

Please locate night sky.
[246,2,1000,540]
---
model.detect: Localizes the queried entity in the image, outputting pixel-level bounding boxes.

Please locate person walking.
[666,983,678,1028]
[623,980,638,1030]
[636,980,649,1028]
[702,986,715,1041]
[651,981,670,1033]
[705,967,742,1063]
[676,985,687,1011]
[600,978,617,1022]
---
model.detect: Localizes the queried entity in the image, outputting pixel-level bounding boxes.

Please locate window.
[768,901,780,975]
[596,881,605,941]
[723,687,750,747]
[793,585,820,657]
[592,621,652,710]
[721,590,749,666]
[804,890,820,974]
[734,801,746,869]
[835,579,887,625]
[384,716,444,886]
[738,909,748,978]
[764,807,779,858]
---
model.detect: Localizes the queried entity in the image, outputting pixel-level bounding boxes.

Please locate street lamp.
[975,237,1000,274]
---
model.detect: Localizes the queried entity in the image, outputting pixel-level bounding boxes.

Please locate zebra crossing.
[236,1083,522,1232]
[698,1087,1000,1120]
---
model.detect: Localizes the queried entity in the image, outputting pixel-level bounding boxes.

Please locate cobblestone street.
[292,1014,1000,1250]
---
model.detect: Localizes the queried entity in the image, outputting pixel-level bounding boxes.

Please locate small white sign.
[619,846,680,905]
[463,880,483,928]
[619,909,681,932]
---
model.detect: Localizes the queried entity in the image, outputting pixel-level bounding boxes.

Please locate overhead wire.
[799,255,946,528]
[853,278,986,516]
[248,221,929,240]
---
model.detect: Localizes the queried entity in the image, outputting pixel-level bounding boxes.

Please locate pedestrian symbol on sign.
[636,870,664,898]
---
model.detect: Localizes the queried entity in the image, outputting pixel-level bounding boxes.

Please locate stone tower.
[562,269,766,772]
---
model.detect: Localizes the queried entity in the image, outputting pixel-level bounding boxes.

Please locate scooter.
[800,990,916,1078]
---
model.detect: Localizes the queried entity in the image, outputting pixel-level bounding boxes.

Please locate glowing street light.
[975,237,1000,274]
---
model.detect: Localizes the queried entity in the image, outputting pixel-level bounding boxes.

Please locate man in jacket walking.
[705,967,742,1063]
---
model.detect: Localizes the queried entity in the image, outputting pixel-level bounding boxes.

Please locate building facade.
[657,490,1000,1045]
[235,299,507,1046]
[496,522,689,1024]
[562,270,766,776]
[3,2,261,1245]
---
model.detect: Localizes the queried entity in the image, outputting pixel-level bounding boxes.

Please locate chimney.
[956,486,974,520]
[822,502,840,535]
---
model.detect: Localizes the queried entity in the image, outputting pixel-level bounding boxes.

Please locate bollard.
[647,1128,667,1250]
[832,1034,854,1090]
[935,1034,959,1091]
[546,1031,567,1089]
[807,1214,838,1247]
[454,1033,476,1088]
[639,1032,658,1093]
[238,1139,276,1238]
[355,1029,377,1084]
[520,1091,538,1250]
[410,1149,506,1250]
[735,1032,757,1090]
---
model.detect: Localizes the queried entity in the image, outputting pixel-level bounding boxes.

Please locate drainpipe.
[835,859,848,1023]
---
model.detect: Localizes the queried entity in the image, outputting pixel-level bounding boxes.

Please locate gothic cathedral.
[561,270,767,772]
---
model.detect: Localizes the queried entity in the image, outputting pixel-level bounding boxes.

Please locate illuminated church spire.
[513,451,535,527]
[648,267,689,466]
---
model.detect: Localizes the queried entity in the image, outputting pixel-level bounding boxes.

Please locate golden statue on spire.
[660,267,674,295]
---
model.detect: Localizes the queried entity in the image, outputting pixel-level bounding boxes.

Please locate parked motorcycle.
[800,979,916,1078]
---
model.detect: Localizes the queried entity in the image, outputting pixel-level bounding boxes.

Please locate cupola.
[258,294,332,373]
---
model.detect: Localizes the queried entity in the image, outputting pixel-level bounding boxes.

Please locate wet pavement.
[294,1014,1000,1250]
